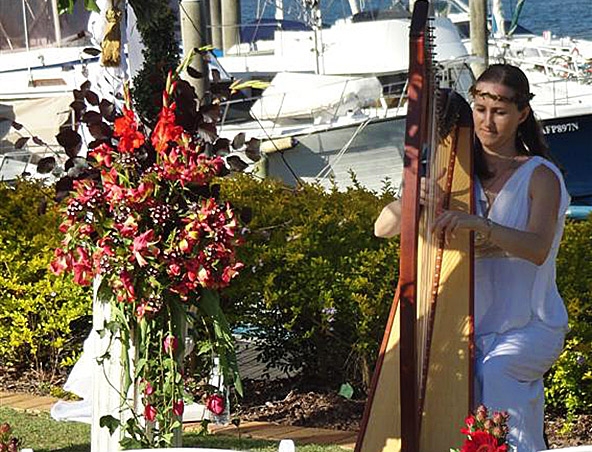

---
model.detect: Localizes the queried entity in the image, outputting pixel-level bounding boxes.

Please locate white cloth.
[473,156,570,452]
[50,334,95,424]
[475,156,570,335]
[475,320,565,452]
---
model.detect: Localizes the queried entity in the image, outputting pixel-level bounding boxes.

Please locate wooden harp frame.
[354,1,475,452]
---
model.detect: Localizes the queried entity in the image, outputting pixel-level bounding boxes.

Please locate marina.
[0,0,591,214]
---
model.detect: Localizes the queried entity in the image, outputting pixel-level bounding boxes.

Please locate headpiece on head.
[469,85,535,106]
[471,64,535,108]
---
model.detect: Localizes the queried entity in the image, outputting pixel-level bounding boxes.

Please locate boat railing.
[0,142,64,182]
[491,38,592,84]
[218,76,409,135]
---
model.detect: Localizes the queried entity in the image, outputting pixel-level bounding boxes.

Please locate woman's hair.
[471,64,553,179]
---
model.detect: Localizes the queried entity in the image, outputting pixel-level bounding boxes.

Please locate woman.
[374,64,570,452]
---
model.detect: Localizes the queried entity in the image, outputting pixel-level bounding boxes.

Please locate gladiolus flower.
[144,404,157,422]
[72,247,93,285]
[173,400,184,417]
[206,394,225,415]
[114,107,145,152]
[152,104,183,153]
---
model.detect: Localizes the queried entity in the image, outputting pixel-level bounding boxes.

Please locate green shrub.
[2,175,590,417]
[220,174,398,389]
[0,179,91,376]
[546,218,592,417]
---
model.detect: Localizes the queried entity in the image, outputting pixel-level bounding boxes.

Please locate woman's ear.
[518,105,531,124]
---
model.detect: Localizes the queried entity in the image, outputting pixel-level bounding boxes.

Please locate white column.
[91,279,138,452]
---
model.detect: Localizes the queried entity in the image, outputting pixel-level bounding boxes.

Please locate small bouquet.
[452,405,510,452]
[0,423,19,452]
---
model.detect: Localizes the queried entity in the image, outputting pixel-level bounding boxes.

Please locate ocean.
[240,0,592,41]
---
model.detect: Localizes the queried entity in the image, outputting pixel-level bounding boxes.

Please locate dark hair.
[471,64,552,179]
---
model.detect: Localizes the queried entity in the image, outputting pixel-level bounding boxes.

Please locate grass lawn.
[0,407,347,452]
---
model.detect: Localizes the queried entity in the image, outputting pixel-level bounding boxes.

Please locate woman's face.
[472,81,530,154]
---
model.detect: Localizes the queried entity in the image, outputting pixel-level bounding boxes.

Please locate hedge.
[0,175,590,418]
[0,179,91,375]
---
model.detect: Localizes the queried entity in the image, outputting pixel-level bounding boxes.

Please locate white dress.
[474,156,570,452]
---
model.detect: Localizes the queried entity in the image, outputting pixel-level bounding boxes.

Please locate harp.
[355,1,474,452]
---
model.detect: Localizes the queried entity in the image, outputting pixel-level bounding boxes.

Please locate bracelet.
[483,218,494,241]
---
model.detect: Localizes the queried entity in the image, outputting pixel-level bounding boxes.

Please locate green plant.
[219,174,399,390]
[546,217,592,418]
[0,179,90,375]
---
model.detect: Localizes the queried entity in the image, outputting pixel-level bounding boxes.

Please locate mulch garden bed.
[2,368,590,448]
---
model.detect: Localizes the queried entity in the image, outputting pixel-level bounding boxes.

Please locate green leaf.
[120,436,143,450]
[134,357,147,378]
[57,0,75,14]
[199,289,243,396]
[338,382,354,399]
[99,415,120,435]
[196,340,214,355]
[83,0,100,12]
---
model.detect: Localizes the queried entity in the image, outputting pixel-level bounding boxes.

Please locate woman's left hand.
[432,210,485,246]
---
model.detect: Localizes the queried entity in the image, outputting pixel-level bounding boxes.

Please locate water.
[240,0,592,41]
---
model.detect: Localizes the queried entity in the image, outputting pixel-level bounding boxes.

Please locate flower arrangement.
[0,423,19,452]
[452,405,510,452]
[50,65,249,448]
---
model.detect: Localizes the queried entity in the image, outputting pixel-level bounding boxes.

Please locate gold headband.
[469,86,534,105]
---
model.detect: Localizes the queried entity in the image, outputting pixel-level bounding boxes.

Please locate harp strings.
[416,21,440,407]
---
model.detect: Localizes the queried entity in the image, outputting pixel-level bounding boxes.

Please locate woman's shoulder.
[528,157,570,211]
[528,156,564,183]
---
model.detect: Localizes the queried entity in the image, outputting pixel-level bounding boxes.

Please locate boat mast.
[276,0,283,20]
[469,0,488,77]
[20,0,33,83]
[309,0,324,74]
[348,0,360,16]
[51,0,62,46]
[221,0,241,53]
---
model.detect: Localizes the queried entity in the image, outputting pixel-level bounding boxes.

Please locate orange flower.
[152,104,183,153]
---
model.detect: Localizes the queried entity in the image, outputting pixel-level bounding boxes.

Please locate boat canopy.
[0,0,91,52]
[249,72,383,122]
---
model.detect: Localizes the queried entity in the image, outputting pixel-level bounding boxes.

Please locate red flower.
[461,414,476,435]
[89,142,114,167]
[132,229,158,267]
[50,248,73,275]
[72,247,93,285]
[173,400,184,417]
[144,404,157,422]
[460,431,506,452]
[163,335,178,354]
[114,107,145,152]
[112,270,136,303]
[143,380,155,396]
[152,103,183,153]
[206,394,225,415]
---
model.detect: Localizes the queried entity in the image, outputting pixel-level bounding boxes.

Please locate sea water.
[239,0,592,41]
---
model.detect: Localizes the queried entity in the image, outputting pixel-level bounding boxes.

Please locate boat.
[0,0,106,182]
[214,2,475,192]
[442,0,592,214]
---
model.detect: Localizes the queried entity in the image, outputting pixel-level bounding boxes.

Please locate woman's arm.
[374,199,402,238]
[433,165,561,265]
